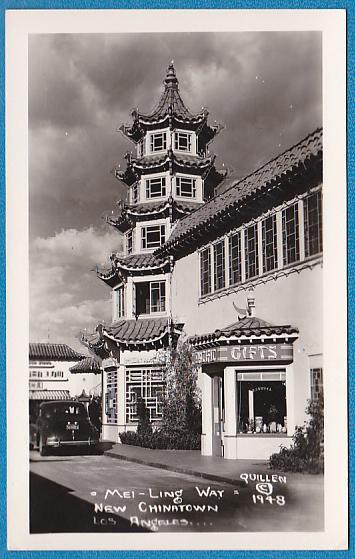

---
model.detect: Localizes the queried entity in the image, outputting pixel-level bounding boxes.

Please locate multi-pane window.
[282,203,300,265]
[145,177,167,199]
[198,190,322,298]
[105,370,118,424]
[200,247,211,296]
[174,132,192,152]
[126,230,134,255]
[213,241,225,291]
[126,368,165,423]
[131,182,139,204]
[229,231,242,285]
[135,281,166,315]
[262,215,278,272]
[310,368,323,401]
[245,224,259,279]
[176,176,196,198]
[304,191,323,257]
[150,132,167,153]
[115,286,125,319]
[141,224,166,249]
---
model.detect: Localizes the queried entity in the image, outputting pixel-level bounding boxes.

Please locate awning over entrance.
[190,316,298,366]
[29,390,71,401]
[189,316,299,345]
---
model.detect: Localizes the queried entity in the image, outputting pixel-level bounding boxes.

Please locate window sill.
[236,433,290,438]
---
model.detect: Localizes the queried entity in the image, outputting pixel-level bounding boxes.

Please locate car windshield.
[41,403,87,418]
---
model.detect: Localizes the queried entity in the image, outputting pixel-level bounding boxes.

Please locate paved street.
[30,449,324,534]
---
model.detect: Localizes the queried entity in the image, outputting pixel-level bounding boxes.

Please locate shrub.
[269,395,324,474]
[119,429,200,450]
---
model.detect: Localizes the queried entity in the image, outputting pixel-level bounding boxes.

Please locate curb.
[104,450,245,487]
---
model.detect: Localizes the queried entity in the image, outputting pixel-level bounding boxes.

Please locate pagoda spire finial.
[164,61,178,88]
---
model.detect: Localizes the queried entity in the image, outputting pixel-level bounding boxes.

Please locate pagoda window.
[200,247,212,296]
[150,132,167,153]
[262,215,278,272]
[229,231,242,285]
[115,286,125,319]
[126,230,134,255]
[304,190,323,257]
[245,224,259,279]
[213,240,225,291]
[135,281,166,315]
[137,138,146,158]
[145,177,166,199]
[174,131,192,152]
[141,224,166,250]
[282,202,300,265]
[176,176,196,198]
[131,182,139,204]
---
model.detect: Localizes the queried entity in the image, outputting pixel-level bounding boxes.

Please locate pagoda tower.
[82,63,224,441]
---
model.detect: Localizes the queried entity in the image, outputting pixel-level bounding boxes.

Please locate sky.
[29,31,322,352]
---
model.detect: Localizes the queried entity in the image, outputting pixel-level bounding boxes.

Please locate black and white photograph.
[6,9,347,551]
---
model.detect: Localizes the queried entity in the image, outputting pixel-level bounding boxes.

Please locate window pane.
[146,177,166,199]
[310,368,323,401]
[245,224,259,279]
[150,133,167,152]
[213,241,225,290]
[262,215,278,272]
[174,132,191,152]
[176,177,196,198]
[200,247,211,296]
[141,225,165,249]
[127,230,134,254]
[116,286,125,318]
[150,281,166,313]
[304,191,323,257]
[229,232,242,285]
[282,203,300,265]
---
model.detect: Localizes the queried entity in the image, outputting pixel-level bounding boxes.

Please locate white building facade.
[83,64,323,460]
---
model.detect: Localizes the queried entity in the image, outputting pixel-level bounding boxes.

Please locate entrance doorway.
[212,375,225,457]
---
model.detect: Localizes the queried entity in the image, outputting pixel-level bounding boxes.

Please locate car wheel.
[39,436,49,457]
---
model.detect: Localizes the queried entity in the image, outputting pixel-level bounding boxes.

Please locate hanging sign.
[192,343,293,365]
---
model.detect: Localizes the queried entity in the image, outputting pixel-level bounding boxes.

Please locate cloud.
[30,226,121,351]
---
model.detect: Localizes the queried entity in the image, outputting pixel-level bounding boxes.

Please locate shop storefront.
[190,316,298,460]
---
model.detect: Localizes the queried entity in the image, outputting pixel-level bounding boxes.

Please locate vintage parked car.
[33,400,100,456]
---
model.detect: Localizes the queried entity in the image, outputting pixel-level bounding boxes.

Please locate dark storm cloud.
[29,31,321,345]
[29,32,321,237]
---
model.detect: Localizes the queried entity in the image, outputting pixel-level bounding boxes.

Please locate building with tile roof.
[29,343,101,419]
[82,62,224,439]
[82,63,323,460]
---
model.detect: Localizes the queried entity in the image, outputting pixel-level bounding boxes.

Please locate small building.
[82,63,323,460]
[29,343,101,418]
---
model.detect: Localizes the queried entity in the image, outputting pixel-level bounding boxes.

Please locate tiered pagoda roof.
[157,128,323,259]
[82,318,184,352]
[106,198,204,233]
[119,62,223,148]
[97,252,172,286]
[113,151,219,187]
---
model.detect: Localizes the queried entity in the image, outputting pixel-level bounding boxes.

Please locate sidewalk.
[104,443,271,486]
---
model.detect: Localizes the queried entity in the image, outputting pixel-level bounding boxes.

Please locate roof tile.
[29,343,84,361]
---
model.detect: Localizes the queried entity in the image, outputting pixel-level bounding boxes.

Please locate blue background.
[0,1,352,557]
